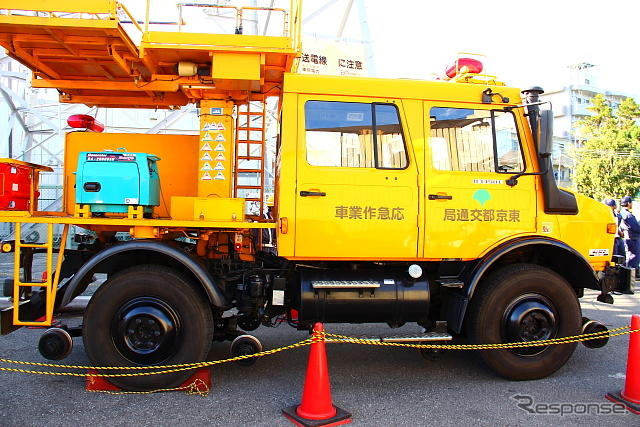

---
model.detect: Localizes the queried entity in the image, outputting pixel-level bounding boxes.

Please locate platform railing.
[175,3,288,36]
[0,1,143,36]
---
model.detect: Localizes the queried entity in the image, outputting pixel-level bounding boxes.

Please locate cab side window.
[429,107,524,173]
[305,101,408,169]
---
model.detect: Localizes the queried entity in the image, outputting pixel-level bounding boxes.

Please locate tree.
[573,94,640,201]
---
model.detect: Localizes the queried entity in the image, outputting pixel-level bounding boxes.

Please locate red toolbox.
[0,159,53,211]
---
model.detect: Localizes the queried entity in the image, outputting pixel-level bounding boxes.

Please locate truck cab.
[277,73,615,267]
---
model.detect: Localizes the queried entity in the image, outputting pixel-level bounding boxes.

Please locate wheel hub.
[112,297,181,364]
[503,293,557,356]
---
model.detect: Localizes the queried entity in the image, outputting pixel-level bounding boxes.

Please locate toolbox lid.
[0,158,54,172]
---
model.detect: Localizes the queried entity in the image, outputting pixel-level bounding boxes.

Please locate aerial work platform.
[0,0,302,107]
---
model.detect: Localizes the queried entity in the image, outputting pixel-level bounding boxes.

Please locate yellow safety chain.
[85,379,211,397]
[0,326,637,396]
[322,326,636,350]
[0,338,314,378]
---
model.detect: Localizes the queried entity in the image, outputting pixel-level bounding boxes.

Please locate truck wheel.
[468,263,581,380]
[83,265,213,391]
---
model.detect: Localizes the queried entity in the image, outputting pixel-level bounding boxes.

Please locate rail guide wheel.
[38,328,73,360]
[230,335,263,366]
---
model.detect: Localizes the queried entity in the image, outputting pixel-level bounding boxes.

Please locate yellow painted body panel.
[170,197,245,222]
[211,52,264,90]
[143,32,293,52]
[422,103,536,259]
[273,92,298,257]
[277,73,615,267]
[0,0,116,14]
[292,94,419,259]
[550,193,616,268]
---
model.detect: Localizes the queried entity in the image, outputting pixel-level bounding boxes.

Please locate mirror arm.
[503,101,549,112]
[506,154,551,187]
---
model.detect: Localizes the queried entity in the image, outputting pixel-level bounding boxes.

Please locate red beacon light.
[445,58,484,79]
[67,114,105,133]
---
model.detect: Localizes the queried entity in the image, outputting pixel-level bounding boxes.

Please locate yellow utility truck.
[0,1,632,390]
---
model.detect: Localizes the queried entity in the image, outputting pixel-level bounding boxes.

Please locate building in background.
[541,62,638,188]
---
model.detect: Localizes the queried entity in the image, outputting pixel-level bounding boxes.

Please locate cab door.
[423,103,537,259]
[294,97,418,259]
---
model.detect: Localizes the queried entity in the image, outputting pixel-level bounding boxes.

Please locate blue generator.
[75,151,161,214]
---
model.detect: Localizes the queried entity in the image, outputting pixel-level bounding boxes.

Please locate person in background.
[603,198,625,260]
[619,196,640,279]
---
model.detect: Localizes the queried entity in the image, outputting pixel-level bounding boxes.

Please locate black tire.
[467,263,581,380]
[83,265,213,391]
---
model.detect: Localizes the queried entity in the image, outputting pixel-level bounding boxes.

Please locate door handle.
[428,194,453,200]
[300,191,326,197]
[83,182,101,192]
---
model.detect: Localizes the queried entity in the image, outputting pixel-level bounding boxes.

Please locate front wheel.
[83,265,213,391]
[467,263,581,380]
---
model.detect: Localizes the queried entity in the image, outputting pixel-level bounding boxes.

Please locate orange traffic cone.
[282,323,352,426]
[606,314,640,414]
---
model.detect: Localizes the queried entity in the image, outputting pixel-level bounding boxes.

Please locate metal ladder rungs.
[235,100,267,217]
[237,156,264,160]
[16,282,48,287]
[12,223,69,327]
[238,111,264,116]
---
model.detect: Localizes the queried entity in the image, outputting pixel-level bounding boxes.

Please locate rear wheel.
[83,265,213,391]
[468,263,581,380]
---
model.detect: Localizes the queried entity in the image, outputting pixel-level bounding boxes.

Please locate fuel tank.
[298,269,430,324]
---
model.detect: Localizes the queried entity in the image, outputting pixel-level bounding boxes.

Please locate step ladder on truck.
[0,0,633,391]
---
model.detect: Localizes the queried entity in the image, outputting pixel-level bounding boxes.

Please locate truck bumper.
[598,265,633,295]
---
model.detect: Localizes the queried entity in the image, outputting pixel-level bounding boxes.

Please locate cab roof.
[283,73,523,106]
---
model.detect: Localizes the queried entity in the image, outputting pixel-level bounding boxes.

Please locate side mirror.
[537,110,553,157]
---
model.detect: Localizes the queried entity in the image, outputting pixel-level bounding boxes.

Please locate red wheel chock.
[85,367,211,394]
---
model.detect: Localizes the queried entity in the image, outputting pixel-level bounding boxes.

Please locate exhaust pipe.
[581,317,609,349]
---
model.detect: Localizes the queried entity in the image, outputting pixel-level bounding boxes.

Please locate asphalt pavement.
[0,279,638,426]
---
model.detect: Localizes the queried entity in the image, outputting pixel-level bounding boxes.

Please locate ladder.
[13,223,68,326]
[234,101,267,215]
